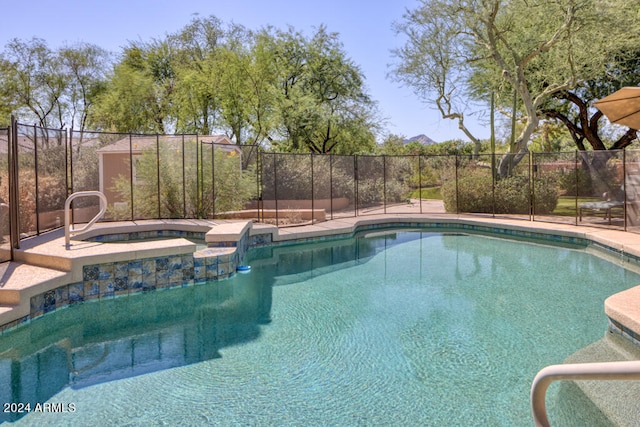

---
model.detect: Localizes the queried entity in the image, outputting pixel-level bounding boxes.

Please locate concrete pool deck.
[1,213,640,348]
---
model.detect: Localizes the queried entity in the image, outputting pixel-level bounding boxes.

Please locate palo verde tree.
[261,25,380,154]
[392,0,640,176]
[0,38,66,128]
[91,40,176,133]
[59,42,110,134]
[0,38,110,130]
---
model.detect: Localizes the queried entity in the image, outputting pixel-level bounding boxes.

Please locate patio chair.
[579,187,624,224]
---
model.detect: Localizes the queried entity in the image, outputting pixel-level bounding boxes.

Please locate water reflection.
[0,276,272,423]
[0,230,433,423]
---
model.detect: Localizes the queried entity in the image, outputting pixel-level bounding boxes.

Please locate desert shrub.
[442,170,558,214]
[111,141,256,219]
[262,154,354,200]
[262,154,413,207]
[532,176,560,214]
[555,168,593,196]
[37,175,68,212]
[441,170,491,213]
[357,178,384,207]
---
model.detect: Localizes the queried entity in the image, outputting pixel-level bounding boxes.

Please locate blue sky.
[0,0,489,143]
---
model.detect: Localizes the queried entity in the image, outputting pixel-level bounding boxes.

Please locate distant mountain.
[403,134,437,145]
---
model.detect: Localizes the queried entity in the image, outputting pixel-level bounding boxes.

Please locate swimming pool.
[1,230,638,425]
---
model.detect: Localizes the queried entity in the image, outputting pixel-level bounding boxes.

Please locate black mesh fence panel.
[70,130,126,221]
[260,152,276,221]
[157,135,187,219]
[182,136,199,218]
[16,124,37,237]
[6,122,640,242]
[275,153,312,225]
[625,150,640,232]
[0,128,9,262]
[574,150,624,229]
[35,126,67,233]
[330,155,356,219]
[450,155,490,214]
[356,155,384,215]
[532,152,578,225]
[422,155,456,213]
[239,144,260,221]
[128,135,159,220]
[312,155,332,222]
[210,142,253,219]
[493,153,531,220]
[259,153,313,226]
[384,155,417,214]
[201,141,214,218]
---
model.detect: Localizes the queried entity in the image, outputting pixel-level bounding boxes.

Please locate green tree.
[0,38,66,128]
[59,42,110,134]
[263,26,380,154]
[0,39,109,131]
[92,42,174,133]
[170,16,227,135]
[392,0,640,174]
[540,49,640,151]
[378,134,407,155]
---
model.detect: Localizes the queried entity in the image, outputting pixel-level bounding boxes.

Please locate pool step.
[0,262,69,306]
[564,333,640,426]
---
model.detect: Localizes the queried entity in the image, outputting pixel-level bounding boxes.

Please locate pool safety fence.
[1,117,640,261]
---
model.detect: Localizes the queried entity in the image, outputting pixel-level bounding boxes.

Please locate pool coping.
[1,214,640,344]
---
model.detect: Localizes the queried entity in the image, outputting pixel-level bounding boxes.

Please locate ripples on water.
[1,230,636,425]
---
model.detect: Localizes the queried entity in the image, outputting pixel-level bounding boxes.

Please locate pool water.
[1,230,638,425]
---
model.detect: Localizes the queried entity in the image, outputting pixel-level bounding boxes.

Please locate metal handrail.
[531,360,640,426]
[64,191,108,248]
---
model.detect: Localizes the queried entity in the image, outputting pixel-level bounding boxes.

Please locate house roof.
[96,134,236,154]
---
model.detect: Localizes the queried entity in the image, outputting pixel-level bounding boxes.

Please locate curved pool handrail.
[64,191,108,248]
[531,360,640,426]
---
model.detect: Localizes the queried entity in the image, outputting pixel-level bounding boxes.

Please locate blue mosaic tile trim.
[0,315,29,335]
[3,227,251,333]
[251,233,272,246]
[28,280,84,324]
[12,245,243,331]
[87,230,205,243]
[5,220,637,336]
[254,221,594,251]
[608,318,640,348]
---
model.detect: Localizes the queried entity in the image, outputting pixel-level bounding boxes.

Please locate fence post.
[574,150,578,226]
[354,155,358,217]
[181,134,186,218]
[329,153,334,220]
[9,116,19,250]
[196,134,201,217]
[455,154,459,214]
[492,153,496,217]
[34,124,40,234]
[156,134,161,218]
[311,153,314,224]
[418,154,423,214]
[257,148,262,223]
[65,129,69,201]
[129,133,134,220]
[274,154,278,226]
[529,151,533,221]
[383,155,387,214]
[211,142,216,218]
[624,149,627,231]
